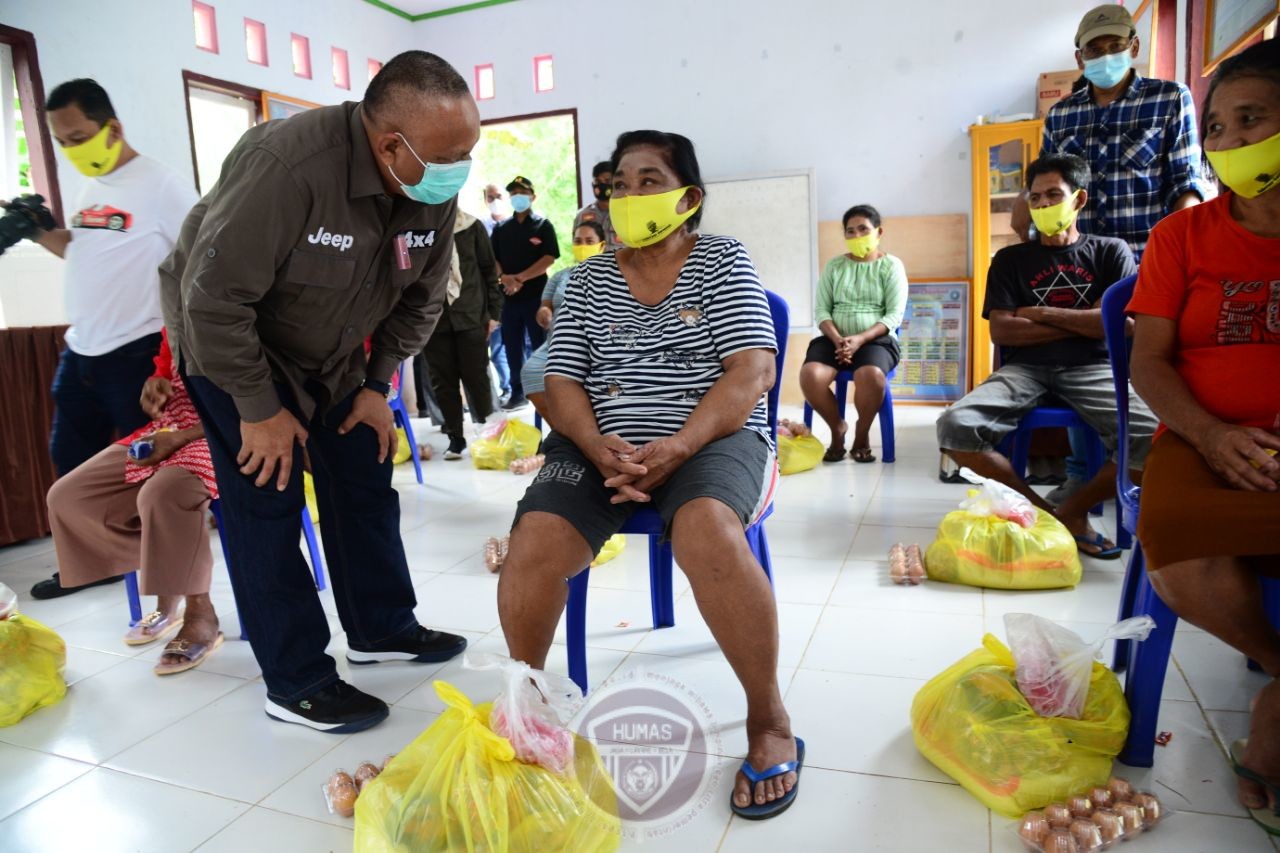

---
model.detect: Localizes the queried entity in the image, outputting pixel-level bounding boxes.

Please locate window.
[0,25,60,224]
[192,1,218,54]
[368,58,382,82]
[332,47,350,90]
[244,18,267,66]
[533,54,553,93]
[291,34,311,79]
[475,63,495,100]
[183,72,261,194]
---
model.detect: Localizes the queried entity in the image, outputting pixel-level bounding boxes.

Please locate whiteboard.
[698,170,817,329]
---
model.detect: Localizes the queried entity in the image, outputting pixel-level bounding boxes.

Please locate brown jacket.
[160,102,455,422]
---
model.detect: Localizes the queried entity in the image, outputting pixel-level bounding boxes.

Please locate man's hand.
[500,274,523,296]
[605,435,692,504]
[139,377,173,420]
[1194,424,1280,491]
[239,408,308,490]
[536,305,553,330]
[1015,306,1050,323]
[487,318,501,335]
[338,388,398,463]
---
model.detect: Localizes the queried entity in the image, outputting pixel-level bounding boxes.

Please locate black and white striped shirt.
[546,234,776,446]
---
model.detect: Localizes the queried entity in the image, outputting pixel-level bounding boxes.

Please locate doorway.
[463,109,581,270]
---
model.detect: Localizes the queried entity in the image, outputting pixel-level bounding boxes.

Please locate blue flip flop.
[1074,531,1122,560]
[731,737,805,821]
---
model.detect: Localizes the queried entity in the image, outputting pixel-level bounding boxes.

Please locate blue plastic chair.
[389,362,424,485]
[565,290,790,692]
[124,499,326,642]
[1101,274,1280,766]
[801,366,897,463]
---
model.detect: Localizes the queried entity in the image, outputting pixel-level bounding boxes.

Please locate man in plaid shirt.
[1030,4,1212,260]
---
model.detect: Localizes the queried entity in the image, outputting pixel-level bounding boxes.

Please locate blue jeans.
[50,333,161,476]
[500,299,545,401]
[184,373,419,702]
[488,327,511,395]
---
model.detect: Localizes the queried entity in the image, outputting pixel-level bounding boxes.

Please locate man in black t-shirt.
[937,154,1156,559]
[490,175,559,410]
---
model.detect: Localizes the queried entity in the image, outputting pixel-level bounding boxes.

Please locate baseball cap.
[506,175,535,193]
[1075,4,1135,49]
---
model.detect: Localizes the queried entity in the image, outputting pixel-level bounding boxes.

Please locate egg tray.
[322,755,396,818]
[1017,776,1169,852]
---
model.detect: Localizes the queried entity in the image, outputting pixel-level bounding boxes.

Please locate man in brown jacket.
[159,51,478,733]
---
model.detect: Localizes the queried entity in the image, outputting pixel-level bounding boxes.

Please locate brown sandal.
[154,632,224,676]
[850,447,876,463]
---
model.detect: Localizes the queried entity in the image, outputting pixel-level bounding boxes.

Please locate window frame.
[181,70,264,193]
[0,25,62,225]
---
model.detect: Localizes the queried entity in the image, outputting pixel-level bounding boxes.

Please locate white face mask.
[488,198,508,217]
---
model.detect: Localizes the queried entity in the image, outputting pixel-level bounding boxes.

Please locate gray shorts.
[936,362,1157,468]
[513,428,777,555]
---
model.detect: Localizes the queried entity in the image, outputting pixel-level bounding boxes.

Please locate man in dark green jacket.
[424,210,504,458]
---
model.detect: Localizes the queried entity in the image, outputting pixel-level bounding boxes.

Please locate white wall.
[412,0,1103,222]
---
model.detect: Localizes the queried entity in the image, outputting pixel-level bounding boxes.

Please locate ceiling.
[362,0,518,21]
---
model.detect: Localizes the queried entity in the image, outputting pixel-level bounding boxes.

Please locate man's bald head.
[364,50,471,127]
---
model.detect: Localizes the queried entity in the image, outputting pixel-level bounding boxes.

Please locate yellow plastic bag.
[392,427,411,465]
[355,681,621,853]
[925,507,1082,589]
[777,434,824,475]
[590,534,626,567]
[472,419,543,471]
[0,612,67,727]
[910,634,1130,818]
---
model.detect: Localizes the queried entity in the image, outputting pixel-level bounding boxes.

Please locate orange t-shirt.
[1127,194,1280,432]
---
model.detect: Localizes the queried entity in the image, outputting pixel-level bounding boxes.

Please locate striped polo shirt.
[546,234,777,447]
[814,253,909,338]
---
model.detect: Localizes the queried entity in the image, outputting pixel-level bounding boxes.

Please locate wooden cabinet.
[969,119,1042,386]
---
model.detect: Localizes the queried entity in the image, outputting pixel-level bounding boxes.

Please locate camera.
[0,194,56,256]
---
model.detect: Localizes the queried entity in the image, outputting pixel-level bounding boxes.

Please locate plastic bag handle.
[464,650,584,721]
[1087,615,1157,658]
[981,633,1016,668]
[431,680,518,761]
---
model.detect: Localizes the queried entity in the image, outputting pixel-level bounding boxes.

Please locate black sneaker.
[264,680,388,733]
[501,396,528,411]
[30,572,123,600]
[346,625,468,665]
[444,436,466,460]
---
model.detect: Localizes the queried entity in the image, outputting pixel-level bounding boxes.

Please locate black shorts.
[804,335,900,374]
[512,429,777,555]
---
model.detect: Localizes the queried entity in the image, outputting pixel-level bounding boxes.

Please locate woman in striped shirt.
[800,205,908,462]
[499,130,803,820]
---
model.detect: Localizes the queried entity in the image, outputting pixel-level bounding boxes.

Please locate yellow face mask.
[845,233,880,259]
[1029,190,1083,237]
[610,186,700,248]
[1205,127,1280,199]
[571,242,605,263]
[62,122,123,178]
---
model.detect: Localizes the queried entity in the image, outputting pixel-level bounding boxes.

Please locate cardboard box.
[1036,70,1081,118]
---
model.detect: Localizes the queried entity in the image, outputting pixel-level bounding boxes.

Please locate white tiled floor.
[0,405,1275,852]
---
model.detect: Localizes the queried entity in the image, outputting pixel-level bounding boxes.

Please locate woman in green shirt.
[800,204,908,462]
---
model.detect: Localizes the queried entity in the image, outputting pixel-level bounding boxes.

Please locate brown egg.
[1107,776,1135,802]
[1045,802,1074,827]
[326,771,358,817]
[1043,829,1080,853]
[1069,818,1104,852]
[1116,802,1145,836]
[1091,808,1126,844]
[1131,792,1162,826]
[1019,811,1051,845]
[1088,786,1114,810]
[1067,794,1094,818]
[354,761,381,791]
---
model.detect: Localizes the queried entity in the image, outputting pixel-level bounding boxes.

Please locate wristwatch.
[361,378,392,399]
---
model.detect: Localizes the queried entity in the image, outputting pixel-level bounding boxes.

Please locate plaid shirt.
[1042,75,1211,260]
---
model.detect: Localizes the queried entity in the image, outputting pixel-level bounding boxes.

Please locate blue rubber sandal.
[731,737,805,821]
[1230,739,1280,836]
[1073,531,1122,560]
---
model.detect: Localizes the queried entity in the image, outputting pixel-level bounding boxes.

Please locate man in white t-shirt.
[19,79,197,599]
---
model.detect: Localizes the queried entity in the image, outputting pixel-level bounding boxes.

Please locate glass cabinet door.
[985,137,1029,259]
